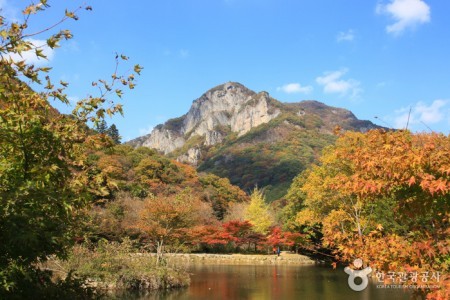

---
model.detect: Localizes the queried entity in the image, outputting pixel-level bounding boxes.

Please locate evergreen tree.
[96,120,108,134]
[107,124,121,144]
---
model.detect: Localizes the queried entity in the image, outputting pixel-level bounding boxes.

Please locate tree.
[279,171,309,231]
[297,130,449,299]
[96,120,108,134]
[0,1,141,295]
[199,173,249,220]
[266,227,305,253]
[195,220,264,252]
[244,188,273,235]
[107,123,120,144]
[135,192,200,265]
[95,120,108,134]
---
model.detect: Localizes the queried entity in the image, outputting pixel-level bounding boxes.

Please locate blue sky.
[2,0,450,140]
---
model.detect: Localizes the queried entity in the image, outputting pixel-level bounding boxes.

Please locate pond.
[117,264,411,300]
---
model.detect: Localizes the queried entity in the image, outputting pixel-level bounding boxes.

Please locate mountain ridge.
[128,82,383,200]
[128,82,377,155]
[129,82,282,155]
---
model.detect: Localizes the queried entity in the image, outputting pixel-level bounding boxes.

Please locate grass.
[44,239,190,292]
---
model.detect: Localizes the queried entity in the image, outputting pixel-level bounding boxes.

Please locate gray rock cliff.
[128,82,281,162]
[128,82,382,167]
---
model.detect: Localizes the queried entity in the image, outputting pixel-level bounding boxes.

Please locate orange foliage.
[299,130,449,299]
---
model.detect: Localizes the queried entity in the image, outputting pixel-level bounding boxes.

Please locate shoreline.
[138,252,319,266]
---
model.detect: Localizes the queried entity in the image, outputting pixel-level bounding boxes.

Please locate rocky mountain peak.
[127,82,383,199]
[129,82,281,158]
[128,82,382,167]
[182,81,261,137]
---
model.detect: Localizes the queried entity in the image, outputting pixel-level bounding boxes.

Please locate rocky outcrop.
[205,131,224,146]
[128,82,382,171]
[128,82,281,154]
[177,147,202,165]
[231,92,280,136]
[127,82,384,200]
[131,128,185,155]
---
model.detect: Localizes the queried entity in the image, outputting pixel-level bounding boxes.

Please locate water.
[116,264,411,300]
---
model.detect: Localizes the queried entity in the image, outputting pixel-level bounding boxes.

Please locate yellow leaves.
[65,9,78,21]
[23,3,46,15]
[46,37,58,49]
[134,64,143,75]
[295,209,316,226]
[244,188,273,235]
[0,29,7,39]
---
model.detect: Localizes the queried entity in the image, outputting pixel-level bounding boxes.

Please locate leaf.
[134,64,143,75]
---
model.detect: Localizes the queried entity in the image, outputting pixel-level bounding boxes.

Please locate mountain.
[128,82,382,201]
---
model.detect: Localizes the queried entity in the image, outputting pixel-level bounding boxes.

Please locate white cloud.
[415,100,448,123]
[6,38,55,66]
[376,0,430,35]
[139,125,154,136]
[277,83,313,94]
[336,30,355,42]
[393,99,448,129]
[316,69,362,98]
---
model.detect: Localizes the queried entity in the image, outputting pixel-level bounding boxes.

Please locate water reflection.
[117,264,411,300]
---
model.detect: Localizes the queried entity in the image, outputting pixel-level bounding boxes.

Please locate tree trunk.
[156,239,164,266]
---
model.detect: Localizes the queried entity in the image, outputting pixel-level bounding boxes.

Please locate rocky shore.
[159,252,318,266]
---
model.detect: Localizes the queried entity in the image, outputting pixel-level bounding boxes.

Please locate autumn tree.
[194,220,264,252]
[296,130,449,299]
[135,192,205,265]
[0,1,141,296]
[245,188,273,234]
[266,227,305,253]
[199,173,249,220]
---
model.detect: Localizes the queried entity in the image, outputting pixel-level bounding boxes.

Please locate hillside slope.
[129,82,382,201]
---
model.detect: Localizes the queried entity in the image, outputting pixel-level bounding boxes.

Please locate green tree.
[244,188,273,234]
[96,119,108,134]
[107,123,121,144]
[279,171,309,231]
[199,173,249,220]
[0,2,141,296]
